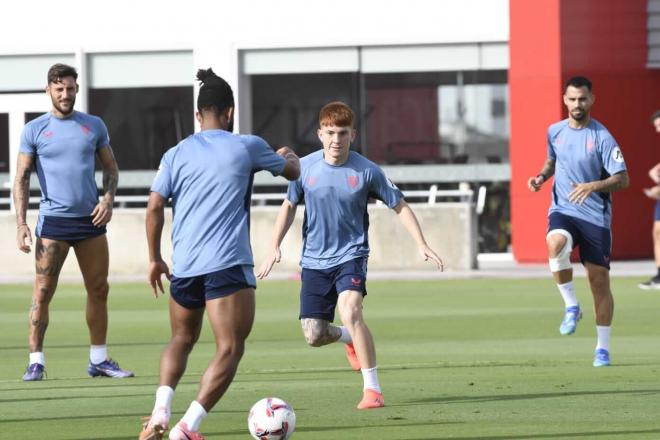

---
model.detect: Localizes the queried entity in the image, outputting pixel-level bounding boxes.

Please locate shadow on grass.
[402,428,660,440]
[400,388,660,406]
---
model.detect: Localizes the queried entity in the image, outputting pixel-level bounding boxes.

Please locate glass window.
[365,70,508,164]
[88,87,194,170]
[251,73,361,157]
[0,113,8,172]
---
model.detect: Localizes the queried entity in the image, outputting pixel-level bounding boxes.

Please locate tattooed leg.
[300,318,342,347]
[28,238,69,352]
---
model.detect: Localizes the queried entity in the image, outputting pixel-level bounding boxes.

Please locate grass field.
[1,277,660,439]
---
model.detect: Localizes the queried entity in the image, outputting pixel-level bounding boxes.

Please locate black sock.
[656,267,660,278]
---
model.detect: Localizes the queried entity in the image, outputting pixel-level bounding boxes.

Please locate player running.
[258,101,443,409]
[140,68,300,440]
[528,76,629,367]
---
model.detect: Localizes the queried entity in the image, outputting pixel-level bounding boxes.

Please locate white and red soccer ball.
[247,397,296,440]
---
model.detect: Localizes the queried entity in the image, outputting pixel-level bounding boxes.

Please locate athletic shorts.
[299,257,368,322]
[654,199,660,221]
[35,215,106,246]
[548,212,611,269]
[170,265,256,309]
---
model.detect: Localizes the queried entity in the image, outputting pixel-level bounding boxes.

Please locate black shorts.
[170,265,256,309]
[36,215,106,246]
[548,212,611,269]
[299,257,368,322]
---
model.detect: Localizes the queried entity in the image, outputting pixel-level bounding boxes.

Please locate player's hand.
[148,260,171,298]
[257,247,281,279]
[418,244,444,271]
[275,146,295,158]
[527,175,544,192]
[643,186,660,200]
[568,182,595,204]
[91,199,113,226]
[16,224,33,253]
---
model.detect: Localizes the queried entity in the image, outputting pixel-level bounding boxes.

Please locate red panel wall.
[510,0,660,262]
[509,0,563,262]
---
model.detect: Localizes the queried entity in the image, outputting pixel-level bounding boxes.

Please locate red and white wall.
[509,0,660,262]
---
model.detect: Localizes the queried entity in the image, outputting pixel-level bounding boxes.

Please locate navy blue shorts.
[654,200,660,221]
[170,265,256,309]
[548,212,611,269]
[35,215,106,246]
[299,257,368,322]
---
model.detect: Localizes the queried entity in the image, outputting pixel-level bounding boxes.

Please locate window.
[88,87,194,170]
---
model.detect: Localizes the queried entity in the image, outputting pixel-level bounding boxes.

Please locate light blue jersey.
[547,118,626,228]
[287,150,403,269]
[19,111,110,217]
[151,130,286,277]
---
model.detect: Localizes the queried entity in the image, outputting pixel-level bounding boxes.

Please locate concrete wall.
[0,204,476,279]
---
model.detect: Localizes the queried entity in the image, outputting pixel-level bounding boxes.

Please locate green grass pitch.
[1,277,660,439]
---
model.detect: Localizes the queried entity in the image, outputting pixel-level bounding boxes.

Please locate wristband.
[17,223,28,228]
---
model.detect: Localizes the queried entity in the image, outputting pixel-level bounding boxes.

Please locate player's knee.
[546,229,573,272]
[216,339,246,361]
[301,319,327,347]
[86,281,109,301]
[33,282,54,305]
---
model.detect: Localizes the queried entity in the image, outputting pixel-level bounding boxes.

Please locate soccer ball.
[247,397,296,440]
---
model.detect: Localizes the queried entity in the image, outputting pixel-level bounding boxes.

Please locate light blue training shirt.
[19,111,110,217]
[287,150,403,270]
[547,118,627,228]
[151,130,287,278]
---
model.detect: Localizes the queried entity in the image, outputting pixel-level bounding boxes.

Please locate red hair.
[319,101,354,128]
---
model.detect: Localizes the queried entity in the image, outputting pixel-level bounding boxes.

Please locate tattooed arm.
[92,146,119,226]
[13,153,34,253]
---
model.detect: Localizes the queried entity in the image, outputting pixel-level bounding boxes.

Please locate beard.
[571,109,586,121]
[52,96,75,116]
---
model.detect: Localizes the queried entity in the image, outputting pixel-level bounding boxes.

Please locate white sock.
[338,326,352,344]
[29,351,45,366]
[596,325,611,351]
[361,366,381,393]
[154,386,174,415]
[90,345,108,364]
[557,282,578,308]
[180,400,207,432]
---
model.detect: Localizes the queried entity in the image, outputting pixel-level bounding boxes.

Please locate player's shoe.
[357,388,385,409]
[638,276,660,290]
[344,343,361,371]
[22,363,45,381]
[168,422,205,440]
[87,358,134,378]
[139,407,170,440]
[593,348,611,367]
[559,305,582,335]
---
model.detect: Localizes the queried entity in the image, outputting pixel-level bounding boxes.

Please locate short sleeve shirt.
[287,150,403,269]
[547,118,626,228]
[19,111,110,217]
[151,130,286,277]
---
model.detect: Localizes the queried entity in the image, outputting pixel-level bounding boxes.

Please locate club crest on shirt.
[42,131,54,139]
[347,175,359,188]
[586,138,595,153]
[611,147,624,163]
[80,124,91,136]
[307,176,317,187]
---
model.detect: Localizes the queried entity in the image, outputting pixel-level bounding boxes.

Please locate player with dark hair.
[528,76,629,367]
[638,110,660,289]
[14,63,133,381]
[258,101,443,409]
[140,68,300,440]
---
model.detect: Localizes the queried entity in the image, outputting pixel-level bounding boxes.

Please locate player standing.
[528,76,629,367]
[258,101,443,409]
[13,63,133,381]
[140,68,300,440]
[638,110,660,289]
